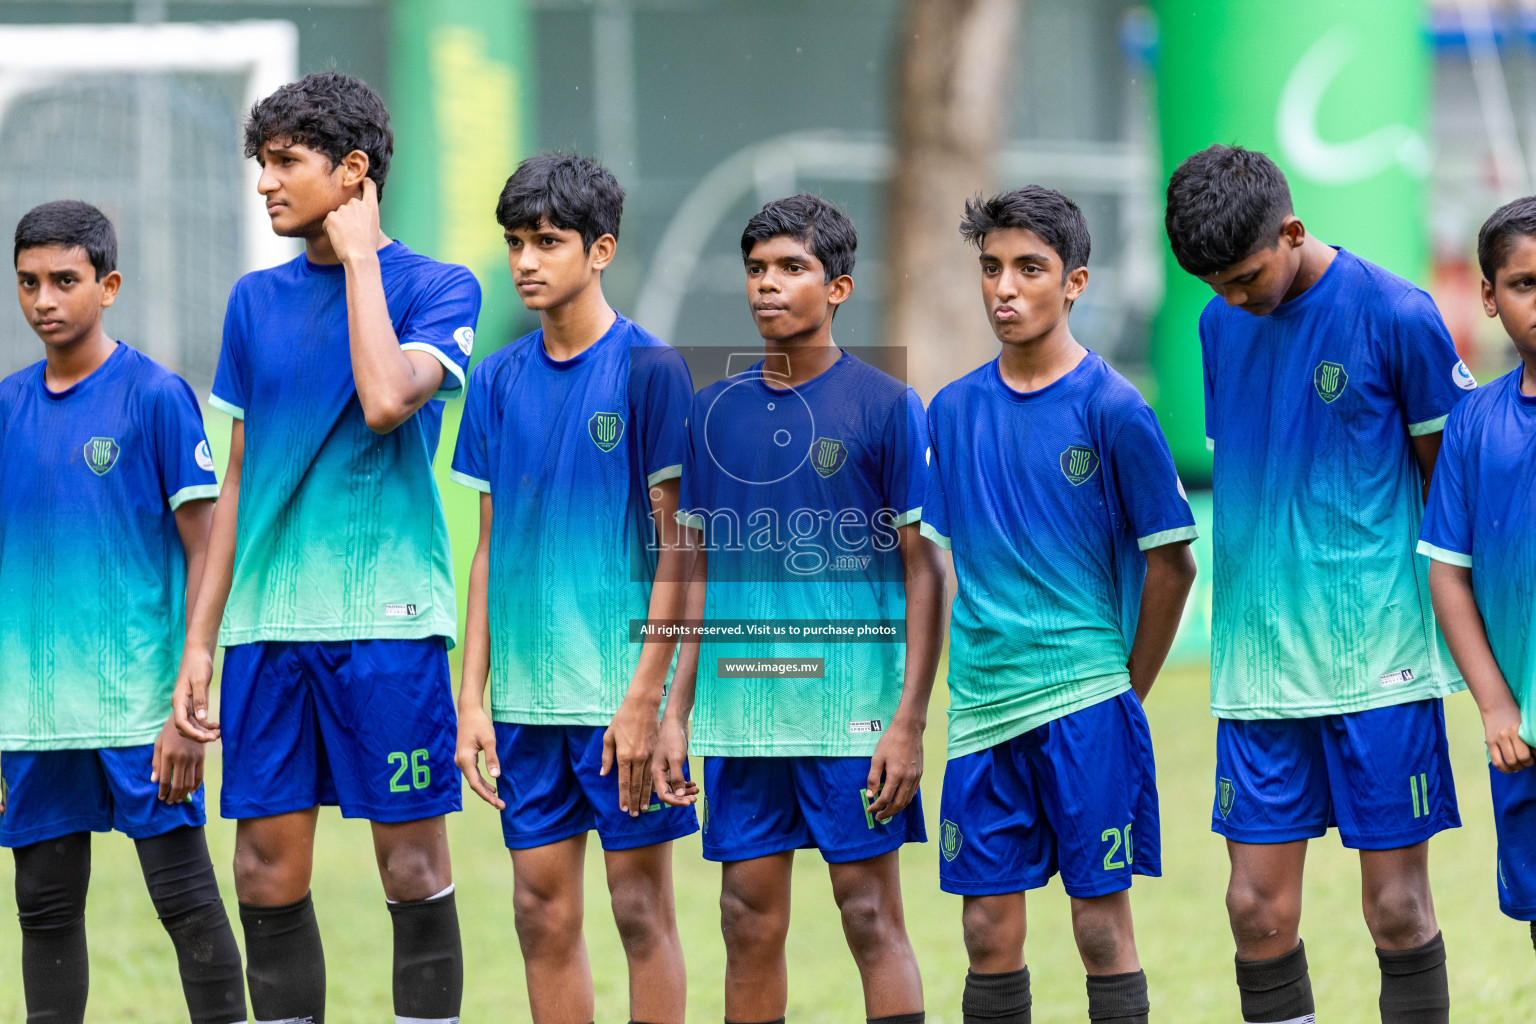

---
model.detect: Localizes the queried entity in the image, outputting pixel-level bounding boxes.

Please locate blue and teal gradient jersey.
[0,344,219,750]
[922,352,1196,760]
[450,314,694,725]
[1202,248,1471,719]
[210,242,480,647]
[1419,367,1536,746]
[677,350,926,757]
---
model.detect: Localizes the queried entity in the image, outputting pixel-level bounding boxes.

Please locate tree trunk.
[886,0,1021,401]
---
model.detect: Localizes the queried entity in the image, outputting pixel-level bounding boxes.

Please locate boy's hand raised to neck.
[318,177,391,266]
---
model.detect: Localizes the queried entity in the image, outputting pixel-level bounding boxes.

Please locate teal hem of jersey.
[400,341,467,400]
[0,727,163,752]
[1210,679,1468,720]
[690,739,882,758]
[1416,540,1472,567]
[647,464,682,487]
[944,674,1131,760]
[676,510,705,530]
[217,621,458,651]
[168,483,220,510]
[890,506,921,529]
[1137,525,1199,551]
[1407,414,1448,437]
[208,393,244,420]
[490,711,617,728]
[449,468,491,493]
[1204,436,1215,451]
[919,521,951,549]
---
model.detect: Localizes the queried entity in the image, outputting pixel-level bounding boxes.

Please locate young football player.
[452,152,698,1024]
[172,73,480,1024]
[924,186,1197,1024]
[656,194,943,1024]
[1165,144,1472,1024]
[1,200,244,1023]
[1420,194,1536,956]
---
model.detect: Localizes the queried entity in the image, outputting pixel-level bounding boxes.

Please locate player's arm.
[1127,541,1198,702]
[154,498,216,800]
[325,178,446,434]
[603,478,687,816]
[866,523,944,822]
[1410,432,1443,502]
[173,420,243,743]
[653,528,705,807]
[1428,560,1532,772]
[454,492,504,808]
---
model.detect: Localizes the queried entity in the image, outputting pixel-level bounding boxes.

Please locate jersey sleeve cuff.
[1416,539,1472,567]
[676,510,706,531]
[918,521,951,550]
[449,468,491,493]
[1407,414,1448,437]
[1137,524,1199,550]
[1204,436,1215,451]
[400,342,468,400]
[208,393,244,420]
[890,507,921,529]
[167,483,220,510]
[647,464,682,487]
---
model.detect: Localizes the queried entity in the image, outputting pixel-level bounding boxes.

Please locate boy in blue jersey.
[925,186,1197,1024]
[1421,195,1536,957]
[1166,144,1471,1024]
[656,195,944,1024]
[452,153,698,1024]
[172,74,479,1024]
[1,202,244,1023]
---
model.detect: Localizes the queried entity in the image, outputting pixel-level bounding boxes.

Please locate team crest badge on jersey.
[588,411,625,452]
[1059,445,1099,486]
[84,436,120,476]
[941,819,963,862]
[1313,360,1348,403]
[1218,777,1236,818]
[811,437,848,479]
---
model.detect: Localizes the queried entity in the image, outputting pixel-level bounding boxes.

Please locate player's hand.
[323,176,381,266]
[651,714,698,807]
[152,716,205,803]
[172,650,219,743]
[1484,703,1535,773]
[866,717,923,823]
[602,691,661,817]
[455,702,505,809]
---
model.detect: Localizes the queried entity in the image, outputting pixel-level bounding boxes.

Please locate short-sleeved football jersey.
[677,349,926,758]
[0,344,219,750]
[1202,248,1471,718]
[450,314,694,725]
[210,241,480,646]
[1419,366,1536,746]
[923,351,1196,760]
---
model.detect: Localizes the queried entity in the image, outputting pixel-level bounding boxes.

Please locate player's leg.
[720,851,795,1023]
[235,810,326,1022]
[12,832,92,1024]
[510,835,593,1024]
[1214,715,1328,1023]
[827,851,924,1021]
[603,842,686,1024]
[959,894,1030,1023]
[1325,699,1457,1024]
[371,816,461,1023]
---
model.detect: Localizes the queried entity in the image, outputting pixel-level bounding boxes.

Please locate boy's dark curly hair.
[243,73,393,198]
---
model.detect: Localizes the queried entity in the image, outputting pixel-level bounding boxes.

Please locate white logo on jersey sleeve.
[194,440,215,472]
[1452,359,1477,391]
[453,326,475,356]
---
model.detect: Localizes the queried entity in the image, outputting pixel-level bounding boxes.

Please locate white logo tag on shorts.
[1380,668,1416,687]
[384,602,420,617]
[848,719,883,734]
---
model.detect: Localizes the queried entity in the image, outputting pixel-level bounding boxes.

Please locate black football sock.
[724,1019,785,1024]
[136,827,246,1024]
[869,1014,926,1024]
[1087,970,1150,1022]
[1529,920,1535,954]
[13,832,91,1024]
[240,893,326,1023]
[387,884,463,1022]
[962,966,1032,1024]
[1234,939,1314,1023]
[1377,931,1449,1024]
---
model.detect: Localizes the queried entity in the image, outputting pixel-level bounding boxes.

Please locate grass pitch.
[1,664,1532,1022]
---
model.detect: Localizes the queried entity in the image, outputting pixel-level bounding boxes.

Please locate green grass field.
[1,663,1532,1022]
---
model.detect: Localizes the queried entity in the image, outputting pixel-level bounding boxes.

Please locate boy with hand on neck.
[1420,195,1536,959]
[657,194,943,1024]
[923,186,1196,1024]
[1,200,243,1024]
[452,153,698,1024]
